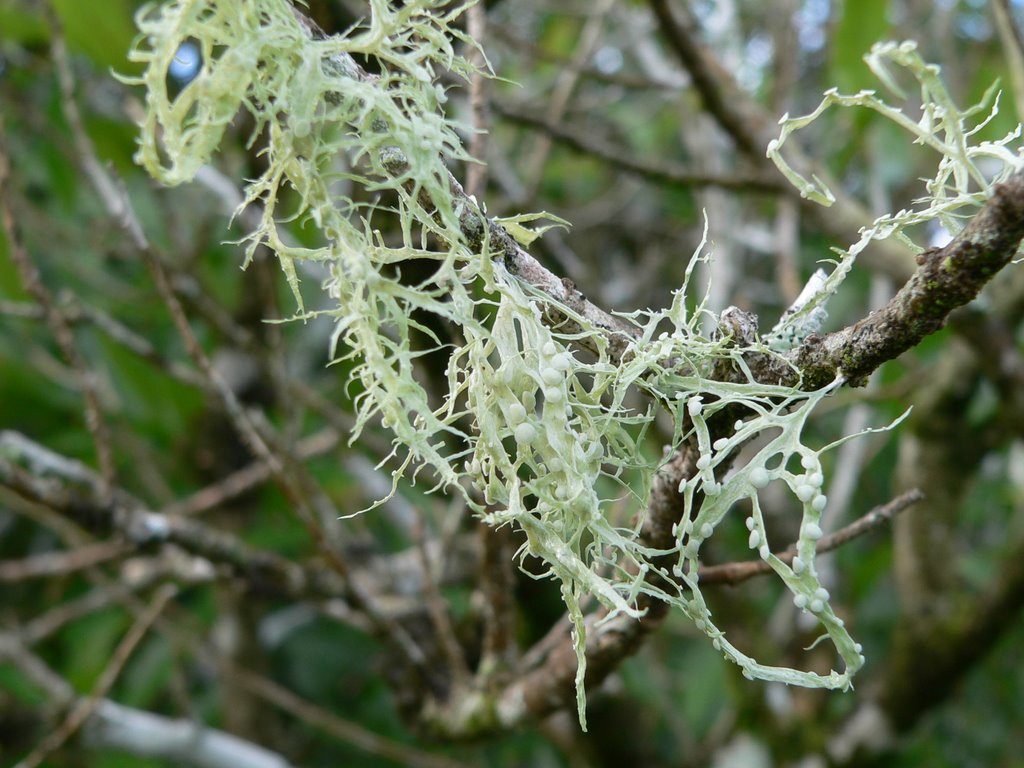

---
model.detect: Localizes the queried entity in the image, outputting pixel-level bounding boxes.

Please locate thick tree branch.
[768,168,1024,388]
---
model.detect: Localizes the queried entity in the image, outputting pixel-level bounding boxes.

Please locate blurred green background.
[3,1,1024,766]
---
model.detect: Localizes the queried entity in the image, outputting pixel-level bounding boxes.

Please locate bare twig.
[0,113,116,501]
[160,428,341,517]
[646,0,917,280]
[465,2,490,199]
[880,519,1024,731]
[993,0,1024,124]
[227,666,474,768]
[0,634,294,768]
[0,451,346,603]
[0,436,468,622]
[494,104,786,194]
[0,540,129,582]
[413,507,472,687]
[490,24,682,90]
[477,522,517,673]
[21,587,128,645]
[521,0,614,196]
[15,584,177,768]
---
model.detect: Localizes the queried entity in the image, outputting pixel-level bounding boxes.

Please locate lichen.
[126,5,1021,729]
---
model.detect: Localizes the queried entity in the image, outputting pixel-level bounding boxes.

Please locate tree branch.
[772,168,1024,388]
[698,490,924,586]
[0,634,295,768]
[494,103,787,194]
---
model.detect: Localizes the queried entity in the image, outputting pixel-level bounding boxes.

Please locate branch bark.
[769,168,1024,388]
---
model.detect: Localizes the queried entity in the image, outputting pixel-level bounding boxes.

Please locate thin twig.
[160,428,341,517]
[490,24,682,90]
[494,104,786,194]
[0,634,294,768]
[0,541,129,582]
[646,0,916,280]
[993,0,1024,124]
[412,506,472,687]
[698,490,925,586]
[521,0,613,197]
[477,523,517,673]
[0,114,116,501]
[21,585,136,645]
[15,584,177,768]
[465,2,490,199]
[227,665,474,768]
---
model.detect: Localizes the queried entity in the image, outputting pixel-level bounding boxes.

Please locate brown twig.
[0,437,461,623]
[16,584,177,768]
[465,2,490,199]
[0,633,295,768]
[494,104,787,194]
[0,451,345,603]
[477,522,517,673]
[698,490,925,586]
[880,519,1024,731]
[490,24,681,90]
[0,540,129,582]
[0,114,116,502]
[993,0,1024,124]
[159,428,341,517]
[647,0,768,158]
[520,0,613,197]
[20,584,141,645]
[412,506,472,688]
[226,665,474,768]
[646,0,917,280]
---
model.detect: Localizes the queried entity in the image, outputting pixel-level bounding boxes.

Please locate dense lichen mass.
[128,2,1022,727]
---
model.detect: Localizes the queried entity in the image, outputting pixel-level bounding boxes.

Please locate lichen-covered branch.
[123,0,1024,738]
[762,168,1024,388]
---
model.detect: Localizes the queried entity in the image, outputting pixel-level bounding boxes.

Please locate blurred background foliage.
[2,0,1024,766]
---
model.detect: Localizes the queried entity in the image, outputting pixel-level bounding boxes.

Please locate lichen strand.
[130,4,1018,727]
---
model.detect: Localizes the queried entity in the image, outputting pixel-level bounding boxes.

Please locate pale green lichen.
[127,4,1020,730]
[767,41,1024,349]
